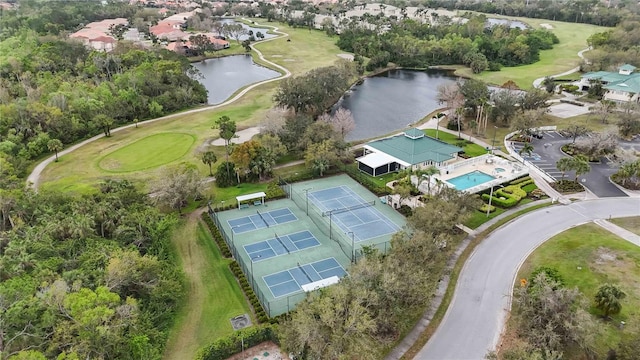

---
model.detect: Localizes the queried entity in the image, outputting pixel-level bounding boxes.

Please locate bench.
[240,203,249,209]
[254,200,262,206]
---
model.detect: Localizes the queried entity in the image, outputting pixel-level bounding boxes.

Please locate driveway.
[416,198,640,360]
[511,131,628,197]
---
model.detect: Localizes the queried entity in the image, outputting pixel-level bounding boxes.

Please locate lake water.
[220,19,277,41]
[337,69,459,141]
[486,18,528,29]
[192,55,280,104]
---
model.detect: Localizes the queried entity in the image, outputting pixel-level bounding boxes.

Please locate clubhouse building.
[579,64,640,103]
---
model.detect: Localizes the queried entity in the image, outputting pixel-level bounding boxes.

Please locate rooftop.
[365,129,462,166]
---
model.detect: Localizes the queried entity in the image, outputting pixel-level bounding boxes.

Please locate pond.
[220,19,277,41]
[336,69,460,141]
[486,18,529,29]
[192,55,280,105]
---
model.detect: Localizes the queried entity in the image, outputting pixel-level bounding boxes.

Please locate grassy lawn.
[98,133,195,173]
[39,24,345,194]
[454,16,606,89]
[423,129,488,157]
[464,207,507,229]
[164,215,251,360]
[516,223,640,358]
[610,216,640,236]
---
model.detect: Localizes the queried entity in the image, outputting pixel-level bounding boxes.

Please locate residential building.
[356,128,462,176]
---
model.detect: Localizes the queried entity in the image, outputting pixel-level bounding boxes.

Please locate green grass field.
[39,23,344,194]
[98,133,195,173]
[516,223,640,357]
[164,216,251,360]
[455,16,607,89]
[610,216,640,235]
[423,129,488,157]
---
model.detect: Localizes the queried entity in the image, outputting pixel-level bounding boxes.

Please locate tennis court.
[227,208,297,234]
[263,258,347,298]
[308,186,401,242]
[244,230,321,262]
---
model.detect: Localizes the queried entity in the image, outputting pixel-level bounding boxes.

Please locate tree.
[94,114,114,137]
[515,273,595,353]
[520,89,551,112]
[214,116,237,178]
[617,112,640,138]
[572,155,591,182]
[230,140,262,182]
[304,140,339,177]
[200,151,217,176]
[542,76,556,93]
[574,131,618,159]
[510,108,546,141]
[223,23,248,43]
[273,64,355,116]
[437,82,464,138]
[459,79,489,115]
[47,138,63,162]
[260,106,289,135]
[589,100,615,124]
[321,108,355,141]
[189,34,213,56]
[563,124,589,144]
[150,163,205,213]
[594,284,626,318]
[490,90,520,126]
[519,142,534,160]
[556,157,573,181]
[417,166,440,194]
[241,39,251,52]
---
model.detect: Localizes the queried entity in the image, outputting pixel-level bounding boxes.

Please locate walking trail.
[26,21,292,190]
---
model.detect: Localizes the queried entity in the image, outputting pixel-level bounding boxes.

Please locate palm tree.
[418,166,440,194]
[47,139,64,162]
[594,284,626,318]
[572,155,591,182]
[201,151,217,176]
[556,157,573,181]
[519,142,534,162]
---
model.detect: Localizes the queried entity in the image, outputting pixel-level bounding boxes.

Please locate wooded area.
[337,14,559,71]
[0,180,184,359]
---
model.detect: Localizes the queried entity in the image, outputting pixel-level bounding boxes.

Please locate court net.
[322,200,375,217]
[274,232,291,254]
[256,210,270,228]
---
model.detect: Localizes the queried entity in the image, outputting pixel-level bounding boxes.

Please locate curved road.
[26,21,291,189]
[417,198,640,360]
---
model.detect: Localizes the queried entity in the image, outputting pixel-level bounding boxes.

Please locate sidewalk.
[385,199,553,360]
[593,219,640,246]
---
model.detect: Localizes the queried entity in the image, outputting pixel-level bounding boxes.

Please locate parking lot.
[511,131,628,198]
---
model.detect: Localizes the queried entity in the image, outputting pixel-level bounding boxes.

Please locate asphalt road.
[512,131,628,197]
[416,198,640,360]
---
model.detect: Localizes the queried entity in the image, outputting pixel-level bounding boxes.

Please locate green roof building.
[357,129,463,176]
[580,64,640,103]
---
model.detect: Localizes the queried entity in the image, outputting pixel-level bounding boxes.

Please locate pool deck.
[418,154,529,194]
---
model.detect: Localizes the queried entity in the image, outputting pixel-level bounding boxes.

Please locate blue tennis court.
[227,208,297,234]
[244,230,321,262]
[308,186,401,242]
[263,258,347,298]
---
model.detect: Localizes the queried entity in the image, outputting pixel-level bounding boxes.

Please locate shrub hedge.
[482,181,530,208]
[201,213,232,258]
[228,261,272,324]
[343,166,391,196]
[196,324,279,360]
[509,176,532,185]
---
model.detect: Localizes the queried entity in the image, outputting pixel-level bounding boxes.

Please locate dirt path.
[26,22,291,190]
[163,208,208,360]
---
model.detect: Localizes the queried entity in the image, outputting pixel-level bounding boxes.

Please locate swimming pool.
[447,170,496,190]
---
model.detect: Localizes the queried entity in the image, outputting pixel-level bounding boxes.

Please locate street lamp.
[221,200,225,211]
[250,254,262,288]
[348,231,355,263]
[486,184,504,217]
[303,187,313,215]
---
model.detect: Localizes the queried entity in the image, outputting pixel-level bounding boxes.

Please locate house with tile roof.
[579,64,640,103]
[356,128,463,176]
